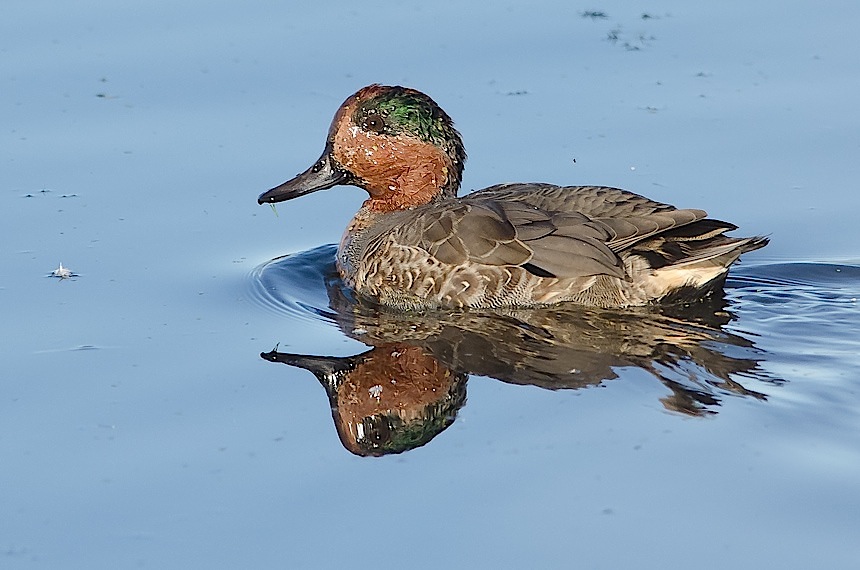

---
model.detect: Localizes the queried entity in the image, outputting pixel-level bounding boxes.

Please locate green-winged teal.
[258,84,767,310]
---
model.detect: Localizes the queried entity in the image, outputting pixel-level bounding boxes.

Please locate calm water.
[3,0,860,568]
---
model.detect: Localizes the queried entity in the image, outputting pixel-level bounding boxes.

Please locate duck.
[258,84,767,310]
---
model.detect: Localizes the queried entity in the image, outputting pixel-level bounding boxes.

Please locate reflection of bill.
[261,279,777,456]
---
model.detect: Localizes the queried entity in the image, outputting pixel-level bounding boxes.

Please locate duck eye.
[363,113,385,133]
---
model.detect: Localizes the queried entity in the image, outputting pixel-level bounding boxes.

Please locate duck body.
[259,85,767,310]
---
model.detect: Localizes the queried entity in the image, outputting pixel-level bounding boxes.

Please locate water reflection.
[262,344,467,456]
[259,248,776,456]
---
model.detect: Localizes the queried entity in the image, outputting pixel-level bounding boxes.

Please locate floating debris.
[591,14,659,51]
[607,28,621,43]
[50,262,77,280]
[580,10,608,20]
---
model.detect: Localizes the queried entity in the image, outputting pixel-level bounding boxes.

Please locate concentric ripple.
[249,248,860,338]
[727,262,860,308]
[247,244,341,324]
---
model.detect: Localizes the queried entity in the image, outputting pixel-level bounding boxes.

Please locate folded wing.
[404,185,711,280]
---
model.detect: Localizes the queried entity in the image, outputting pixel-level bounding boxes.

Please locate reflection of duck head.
[262,343,466,456]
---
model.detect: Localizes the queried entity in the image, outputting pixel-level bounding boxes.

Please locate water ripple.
[251,249,860,329]
[247,244,340,324]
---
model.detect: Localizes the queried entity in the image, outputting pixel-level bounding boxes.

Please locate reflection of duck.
[261,257,776,456]
[258,84,767,310]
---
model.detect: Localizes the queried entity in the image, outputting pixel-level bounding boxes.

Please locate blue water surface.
[2,1,860,568]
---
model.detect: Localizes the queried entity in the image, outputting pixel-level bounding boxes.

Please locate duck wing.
[468,183,681,218]
[417,200,624,279]
[393,186,709,280]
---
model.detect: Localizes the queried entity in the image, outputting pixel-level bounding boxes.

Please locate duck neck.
[361,163,459,213]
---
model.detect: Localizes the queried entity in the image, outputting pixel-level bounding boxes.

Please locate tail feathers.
[625,222,768,301]
[629,215,768,271]
[674,235,769,269]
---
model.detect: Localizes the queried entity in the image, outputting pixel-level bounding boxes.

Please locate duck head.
[258,84,467,212]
